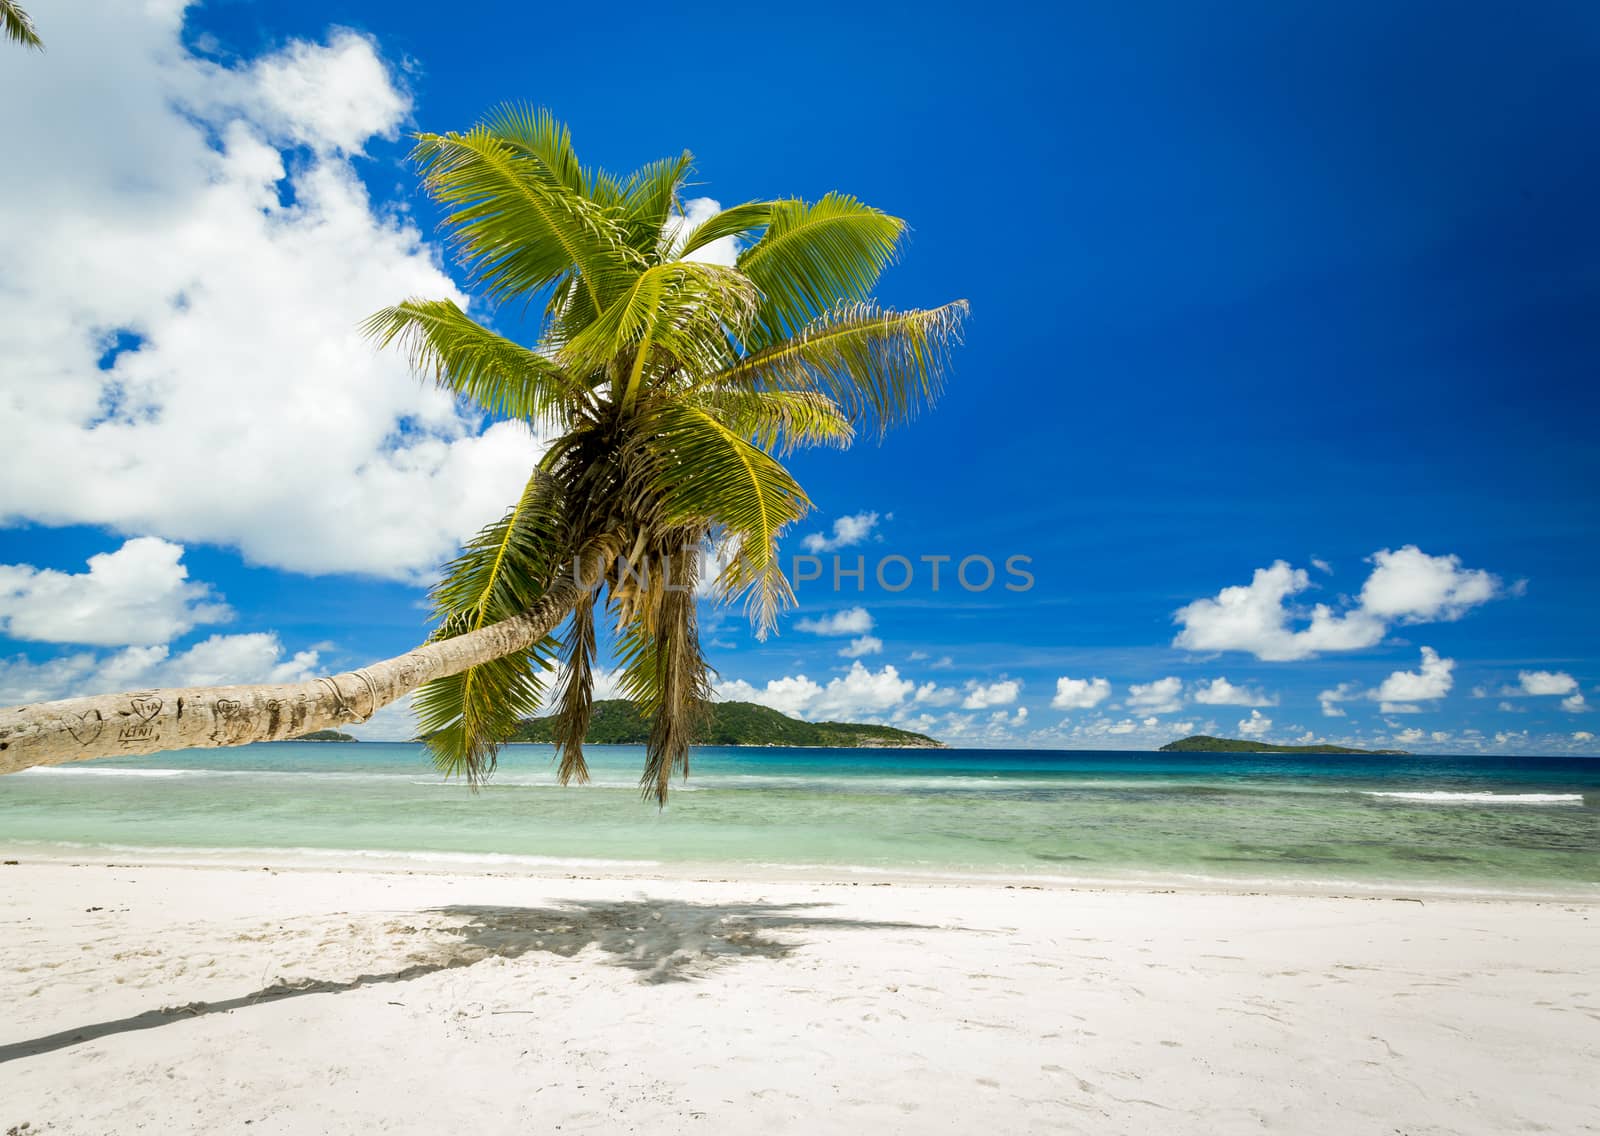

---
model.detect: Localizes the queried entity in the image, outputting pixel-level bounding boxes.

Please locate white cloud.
[663,197,742,267]
[914,681,960,707]
[0,633,319,706]
[800,511,881,554]
[838,635,883,659]
[714,661,915,721]
[1173,547,1499,661]
[1050,676,1111,710]
[1127,676,1183,714]
[1373,647,1454,709]
[929,656,954,670]
[1395,727,1425,744]
[1318,681,1361,718]
[1359,546,1499,623]
[1173,561,1383,661]
[1237,709,1273,737]
[795,606,874,636]
[962,678,1021,710]
[1562,693,1590,713]
[1575,731,1595,742]
[0,5,541,582]
[0,538,230,646]
[907,650,929,661]
[1517,670,1578,696]
[1191,677,1277,707]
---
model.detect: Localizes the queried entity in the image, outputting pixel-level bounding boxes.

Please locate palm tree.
[1,0,41,49]
[0,107,966,800]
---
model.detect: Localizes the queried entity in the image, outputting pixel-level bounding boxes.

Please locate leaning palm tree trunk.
[0,542,610,776]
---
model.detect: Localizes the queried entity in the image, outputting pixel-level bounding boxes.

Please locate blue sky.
[0,0,1596,752]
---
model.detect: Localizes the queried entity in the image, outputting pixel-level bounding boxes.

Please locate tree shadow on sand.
[0,898,940,1063]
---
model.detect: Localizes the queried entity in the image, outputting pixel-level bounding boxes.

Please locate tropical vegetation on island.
[1,0,40,48]
[0,107,967,803]
[509,700,943,748]
[1161,735,1410,756]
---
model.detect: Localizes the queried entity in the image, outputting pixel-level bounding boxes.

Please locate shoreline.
[5,843,1596,904]
[3,860,1596,1133]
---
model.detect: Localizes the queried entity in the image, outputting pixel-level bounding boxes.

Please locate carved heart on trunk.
[214,699,244,717]
[64,710,105,744]
[129,697,162,722]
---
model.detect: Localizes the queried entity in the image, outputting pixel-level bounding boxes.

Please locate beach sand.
[1,861,1596,1134]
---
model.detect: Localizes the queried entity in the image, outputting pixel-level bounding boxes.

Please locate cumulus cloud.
[1237,709,1273,737]
[714,661,915,721]
[0,633,319,705]
[1126,676,1183,714]
[1190,677,1277,707]
[962,679,1021,710]
[914,682,961,707]
[1358,547,1499,623]
[838,635,883,659]
[1372,647,1454,711]
[1575,731,1595,742]
[1049,676,1111,710]
[0,538,230,646]
[1562,693,1590,713]
[0,4,541,581]
[795,606,874,636]
[1516,670,1578,696]
[1173,547,1499,661]
[800,511,881,554]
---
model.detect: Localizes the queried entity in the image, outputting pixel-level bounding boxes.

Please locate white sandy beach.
[1,860,1596,1135]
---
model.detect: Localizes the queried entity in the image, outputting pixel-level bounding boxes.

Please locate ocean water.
[1,744,1596,895]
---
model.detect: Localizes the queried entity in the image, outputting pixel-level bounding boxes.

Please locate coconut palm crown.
[364,106,967,803]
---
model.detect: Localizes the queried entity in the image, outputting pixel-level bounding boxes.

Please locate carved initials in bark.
[212,698,252,745]
[118,696,163,745]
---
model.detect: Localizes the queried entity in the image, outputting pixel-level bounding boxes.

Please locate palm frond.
[738,194,904,346]
[559,262,758,408]
[412,128,641,309]
[477,103,585,193]
[417,468,568,782]
[611,541,711,805]
[617,152,693,258]
[549,592,597,785]
[363,298,587,426]
[695,387,855,455]
[1,0,41,49]
[635,401,810,636]
[670,201,772,261]
[707,301,968,436]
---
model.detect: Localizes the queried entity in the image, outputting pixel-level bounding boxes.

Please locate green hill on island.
[1160,734,1409,755]
[508,699,943,749]
[293,729,358,742]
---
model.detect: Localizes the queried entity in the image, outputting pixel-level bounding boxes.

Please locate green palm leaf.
[362,299,588,426]
[709,301,969,436]
[739,194,905,346]
[416,468,567,781]
[636,402,810,636]
[696,388,855,454]
[1,0,40,48]
[670,201,773,261]
[412,127,641,309]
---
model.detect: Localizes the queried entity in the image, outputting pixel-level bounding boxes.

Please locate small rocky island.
[1160,734,1409,755]
[293,729,359,742]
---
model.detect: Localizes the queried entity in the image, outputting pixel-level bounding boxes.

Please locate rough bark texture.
[0,550,608,776]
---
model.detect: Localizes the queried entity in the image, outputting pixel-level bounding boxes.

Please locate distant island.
[294,729,358,742]
[1161,734,1409,755]
[508,699,944,749]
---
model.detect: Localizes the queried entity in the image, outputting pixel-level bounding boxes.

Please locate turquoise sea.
[2,744,1597,895]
